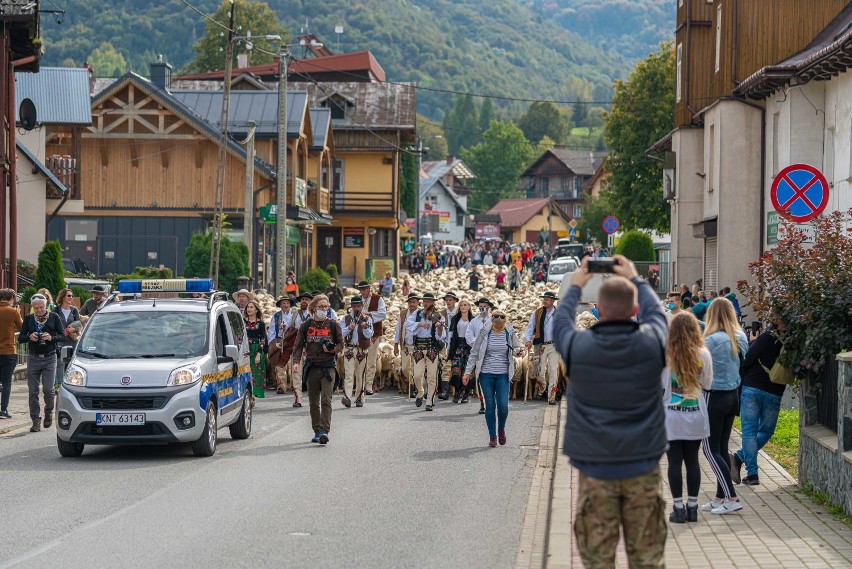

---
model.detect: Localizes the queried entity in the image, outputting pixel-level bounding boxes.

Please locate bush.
[15,259,36,282]
[34,240,66,297]
[614,231,656,261]
[182,232,249,294]
[21,286,37,303]
[134,266,173,279]
[299,267,331,295]
[325,263,339,280]
[71,286,92,305]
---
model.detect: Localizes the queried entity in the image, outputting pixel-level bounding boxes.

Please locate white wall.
[13,129,49,263]
[422,182,465,244]
[825,70,852,214]
[671,127,705,287]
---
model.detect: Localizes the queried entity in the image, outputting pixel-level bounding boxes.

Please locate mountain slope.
[38,0,668,118]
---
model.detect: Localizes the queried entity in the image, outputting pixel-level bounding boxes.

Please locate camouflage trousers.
[574,466,667,569]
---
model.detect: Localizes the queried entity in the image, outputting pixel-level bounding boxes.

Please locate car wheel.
[191,400,217,457]
[228,393,252,440]
[56,436,85,457]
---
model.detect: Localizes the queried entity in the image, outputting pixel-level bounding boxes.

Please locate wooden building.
[519,148,608,222]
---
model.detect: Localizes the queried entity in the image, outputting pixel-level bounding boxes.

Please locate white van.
[55,279,253,457]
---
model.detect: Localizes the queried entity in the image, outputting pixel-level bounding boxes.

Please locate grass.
[734,408,800,478]
[797,484,852,529]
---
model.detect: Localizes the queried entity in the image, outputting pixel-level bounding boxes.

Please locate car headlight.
[168,365,202,386]
[65,365,87,387]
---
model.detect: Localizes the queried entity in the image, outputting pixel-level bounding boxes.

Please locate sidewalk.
[0,366,37,435]
[546,404,852,568]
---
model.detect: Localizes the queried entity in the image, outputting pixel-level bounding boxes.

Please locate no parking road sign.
[602,216,619,235]
[770,164,829,223]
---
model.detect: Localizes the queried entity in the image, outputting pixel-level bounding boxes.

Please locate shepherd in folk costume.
[357,281,387,395]
[523,291,561,404]
[394,292,420,395]
[340,295,375,408]
[267,296,299,403]
[405,292,447,411]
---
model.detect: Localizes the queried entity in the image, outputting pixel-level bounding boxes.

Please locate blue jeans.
[478,372,510,438]
[736,386,782,476]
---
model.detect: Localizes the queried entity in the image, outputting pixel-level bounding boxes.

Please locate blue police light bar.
[117,279,215,294]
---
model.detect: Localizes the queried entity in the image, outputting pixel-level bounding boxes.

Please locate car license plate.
[96,413,145,426]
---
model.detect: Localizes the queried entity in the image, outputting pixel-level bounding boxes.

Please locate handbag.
[760,348,795,385]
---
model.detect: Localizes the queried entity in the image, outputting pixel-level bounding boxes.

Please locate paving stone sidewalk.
[0,368,40,435]
[546,405,852,568]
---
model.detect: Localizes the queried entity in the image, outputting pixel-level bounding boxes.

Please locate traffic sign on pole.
[569,227,577,240]
[770,164,829,223]
[568,219,578,229]
[602,216,620,235]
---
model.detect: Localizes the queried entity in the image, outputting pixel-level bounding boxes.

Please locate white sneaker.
[711,500,743,515]
[701,500,722,512]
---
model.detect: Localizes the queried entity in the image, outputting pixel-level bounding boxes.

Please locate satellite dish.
[19,98,37,131]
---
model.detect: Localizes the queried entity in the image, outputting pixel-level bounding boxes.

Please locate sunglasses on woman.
[492,315,506,320]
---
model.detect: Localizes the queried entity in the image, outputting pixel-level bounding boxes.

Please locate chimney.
[237,53,248,69]
[446,155,454,165]
[150,55,172,91]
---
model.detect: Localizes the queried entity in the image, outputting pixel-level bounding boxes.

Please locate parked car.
[547,258,579,283]
[63,258,91,276]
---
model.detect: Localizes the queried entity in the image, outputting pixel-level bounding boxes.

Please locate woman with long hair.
[244,300,267,402]
[448,299,474,404]
[663,312,713,523]
[701,298,748,515]
[53,288,80,388]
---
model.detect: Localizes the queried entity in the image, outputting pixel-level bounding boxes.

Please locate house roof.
[522,147,609,178]
[178,51,386,83]
[736,4,852,99]
[16,140,66,195]
[291,81,416,130]
[14,67,92,126]
[419,158,475,207]
[93,73,276,180]
[419,176,467,213]
[309,108,332,150]
[171,90,309,138]
[487,198,570,228]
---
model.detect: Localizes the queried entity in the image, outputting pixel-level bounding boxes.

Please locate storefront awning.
[287,205,333,226]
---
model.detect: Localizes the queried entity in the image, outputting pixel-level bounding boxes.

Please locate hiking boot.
[743,475,760,486]
[669,507,686,524]
[730,452,742,484]
[318,430,329,445]
[686,505,698,522]
[342,396,351,408]
[415,397,423,408]
[30,420,41,433]
[43,415,53,428]
[293,401,302,408]
[461,394,470,404]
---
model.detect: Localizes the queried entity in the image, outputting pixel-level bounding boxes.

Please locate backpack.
[760,348,795,385]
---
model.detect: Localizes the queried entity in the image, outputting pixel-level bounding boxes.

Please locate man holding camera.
[292,295,343,445]
[405,292,446,411]
[341,296,374,408]
[19,295,66,433]
[554,255,668,568]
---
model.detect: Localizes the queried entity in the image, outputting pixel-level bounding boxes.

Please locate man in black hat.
[340,295,374,408]
[394,292,420,395]
[523,291,561,404]
[437,292,459,400]
[404,292,447,411]
[80,285,108,316]
[268,296,298,401]
[357,280,386,395]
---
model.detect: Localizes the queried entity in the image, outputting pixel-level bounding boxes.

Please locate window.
[325,95,349,120]
[66,219,97,242]
[715,4,723,73]
[456,209,464,226]
[676,43,683,103]
[323,159,345,194]
[226,311,245,348]
[538,177,549,194]
[369,229,394,257]
[573,204,583,218]
[561,176,569,191]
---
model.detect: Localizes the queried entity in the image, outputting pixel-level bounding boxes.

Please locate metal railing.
[816,356,839,431]
[13,333,28,366]
[330,191,394,213]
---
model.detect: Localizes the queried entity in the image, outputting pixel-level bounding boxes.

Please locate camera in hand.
[587,257,618,274]
[321,338,336,352]
[752,321,762,333]
[37,332,46,345]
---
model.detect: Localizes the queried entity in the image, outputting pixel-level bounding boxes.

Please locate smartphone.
[752,321,762,333]
[587,257,618,273]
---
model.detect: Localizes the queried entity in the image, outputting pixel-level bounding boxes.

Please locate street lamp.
[414,135,442,243]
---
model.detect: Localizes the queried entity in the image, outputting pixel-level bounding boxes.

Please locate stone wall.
[799,352,852,516]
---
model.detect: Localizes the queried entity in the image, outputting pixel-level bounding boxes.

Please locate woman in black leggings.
[663,312,714,523]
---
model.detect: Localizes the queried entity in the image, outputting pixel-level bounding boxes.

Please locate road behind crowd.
[0,392,544,568]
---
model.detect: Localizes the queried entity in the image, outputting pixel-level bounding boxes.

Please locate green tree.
[185,0,288,73]
[603,41,674,233]
[571,101,588,129]
[518,101,569,144]
[182,232,249,294]
[87,41,127,77]
[34,240,66,297]
[479,98,495,135]
[400,151,417,219]
[416,116,448,160]
[578,190,615,245]
[443,94,480,155]
[614,230,656,261]
[299,267,330,295]
[462,120,534,212]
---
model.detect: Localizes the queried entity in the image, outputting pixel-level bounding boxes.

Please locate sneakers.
[461,395,469,404]
[425,404,433,411]
[488,436,498,448]
[701,500,723,512]
[0,410,10,419]
[30,420,41,433]
[711,500,743,515]
[415,397,423,408]
[311,431,321,443]
[355,399,364,408]
[669,507,686,524]
[342,396,352,408]
[453,393,461,404]
[730,452,743,484]
[548,399,556,405]
[686,505,698,522]
[365,390,374,396]
[318,430,329,445]
[479,407,486,415]
[43,415,53,429]
[743,475,760,486]
[498,429,507,446]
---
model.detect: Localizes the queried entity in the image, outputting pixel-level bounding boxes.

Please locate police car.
[55,279,253,457]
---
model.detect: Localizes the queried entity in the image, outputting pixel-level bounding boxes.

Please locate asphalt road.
[0,391,545,569]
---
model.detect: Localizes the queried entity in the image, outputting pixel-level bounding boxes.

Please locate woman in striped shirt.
[463,309,523,447]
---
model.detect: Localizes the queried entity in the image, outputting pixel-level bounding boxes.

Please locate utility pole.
[415,137,422,243]
[241,121,257,272]
[275,48,289,295]
[209,0,236,288]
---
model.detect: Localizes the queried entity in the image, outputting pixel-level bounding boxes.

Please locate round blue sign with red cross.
[602,216,620,234]
[770,164,829,223]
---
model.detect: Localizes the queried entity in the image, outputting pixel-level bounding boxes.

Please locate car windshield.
[549,261,577,275]
[77,311,209,358]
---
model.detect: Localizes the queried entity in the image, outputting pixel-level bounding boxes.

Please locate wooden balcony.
[330,191,395,215]
[306,179,330,214]
[46,155,79,199]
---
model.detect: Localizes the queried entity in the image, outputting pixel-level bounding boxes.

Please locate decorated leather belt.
[542,341,554,345]
[414,338,432,349]
[344,344,360,348]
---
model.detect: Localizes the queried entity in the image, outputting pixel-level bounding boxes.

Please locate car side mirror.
[60,345,73,360]
[224,345,240,362]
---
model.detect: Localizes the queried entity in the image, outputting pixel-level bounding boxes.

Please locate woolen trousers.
[27,354,56,421]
